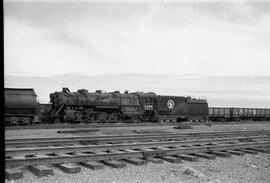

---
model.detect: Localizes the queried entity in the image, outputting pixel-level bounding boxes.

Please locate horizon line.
[4,73,270,78]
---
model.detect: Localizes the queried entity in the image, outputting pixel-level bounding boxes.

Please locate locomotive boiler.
[49,88,142,123]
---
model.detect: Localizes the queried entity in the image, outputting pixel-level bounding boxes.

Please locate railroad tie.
[140,148,167,158]
[159,156,182,163]
[73,152,89,156]
[123,149,140,153]
[238,149,258,154]
[28,165,54,177]
[53,152,74,157]
[154,147,172,151]
[247,147,270,153]
[174,154,199,162]
[226,150,245,156]
[55,163,81,174]
[192,153,216,159]
[208,151,231,158]
[10,155,25,160]
[102,160,126,168]
[166,146,179,149]
[34,154,51,158]
[265,148,270,154]
[80,161,104,170]
[207,142,219,145]
[139,148,156,152]
[93,150,107,154]
[5,168,23,180]
[123,158,147,166]
[146,157,164,164]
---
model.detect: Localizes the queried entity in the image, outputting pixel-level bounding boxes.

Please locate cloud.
[4,1,270,76]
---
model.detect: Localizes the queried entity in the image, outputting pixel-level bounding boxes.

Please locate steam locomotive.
[49,88,208,124]
[5,87,208,125]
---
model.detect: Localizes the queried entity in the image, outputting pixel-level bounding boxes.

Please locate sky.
[4,0,270,107]
[5,74,270,107]
[4,0,270,77]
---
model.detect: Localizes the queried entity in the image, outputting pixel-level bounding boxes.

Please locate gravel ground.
[5,123,270,139]
[5,153,270,183]
[5,121,270,130]
[5,123,270,182]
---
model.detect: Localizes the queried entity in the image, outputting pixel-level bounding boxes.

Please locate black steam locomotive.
[49,88,208,123]
[5,87,208,125]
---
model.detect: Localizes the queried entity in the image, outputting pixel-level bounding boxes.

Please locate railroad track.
[5,130,270,180]
[5,130,270,148]
[6,135,270,156]
[5,121,270,130]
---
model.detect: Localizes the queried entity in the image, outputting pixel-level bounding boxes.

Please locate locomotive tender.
[49,88,209,123]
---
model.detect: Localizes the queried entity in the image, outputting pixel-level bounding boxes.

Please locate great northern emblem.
[167,99,175,110]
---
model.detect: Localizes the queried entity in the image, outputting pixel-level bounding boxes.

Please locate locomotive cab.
[131,92,158,122]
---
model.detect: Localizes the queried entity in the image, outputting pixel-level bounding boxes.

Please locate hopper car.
[208,107,270,122]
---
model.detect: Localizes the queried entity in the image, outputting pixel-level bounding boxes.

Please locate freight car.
[208,107,270,122]
[5,88,40,125]
[208,107,231,122]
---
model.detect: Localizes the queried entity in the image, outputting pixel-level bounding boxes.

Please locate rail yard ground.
[5,122,270,139]
[5,122,270,183]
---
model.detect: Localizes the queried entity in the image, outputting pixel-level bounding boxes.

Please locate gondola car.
[208,107,270,122]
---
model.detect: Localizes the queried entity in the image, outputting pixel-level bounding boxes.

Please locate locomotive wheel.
[22,118,30,125]
[89,115,98,123]
[53,117,61,124]
[132,116,141,123]
[158,118,164,123]
[10,117,19,126]
[109,112,118,123]
[99,112,108,123]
